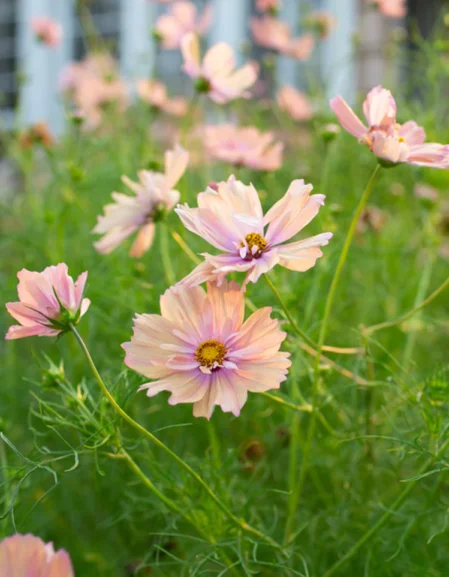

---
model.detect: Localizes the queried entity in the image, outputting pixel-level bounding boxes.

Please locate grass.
[2,16,449,577]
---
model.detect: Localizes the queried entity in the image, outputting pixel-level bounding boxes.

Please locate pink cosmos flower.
[31,16,63,47]
[175,176,332,287]
[277,85,313,121]
[369,0,407,18]
[0,534,74,577]
[203,124,283,171]
[256,0,281,13]
[93,146,189,257]
[5,264,90,340]
[137,79,188,117]
[330,85,449,168]
[122,280,291,419]
[181,33,258,104]
[60,53,128,129]
[304,11,336,39]
[154,0,212,49]
[250,17,315,61]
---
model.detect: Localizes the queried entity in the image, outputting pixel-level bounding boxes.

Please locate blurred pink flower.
[277,85,313,121]
[93,146,189,257]
[60,53,128,129]
[5,264,90,340]
[0,534,74,576]
[154,0,212,49]
[414,183,439,202]
[250,17,315,60]
[304,11,337,39]
[181,33,258,104]
[203,124,283,171]
[330,85,449,168]
[256,0,281,13]
[176,176,332,287]
[137,79,188,116]
[122,280,291,419]
[31,16,63,47]
[369,0,407,18]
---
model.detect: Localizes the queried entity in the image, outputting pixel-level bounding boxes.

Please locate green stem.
[69,325,282,551]
[366,274,449,335]
[160,223,176,286]
[322,436,449,577]
[283,164,381,545]
[264,274,316,349]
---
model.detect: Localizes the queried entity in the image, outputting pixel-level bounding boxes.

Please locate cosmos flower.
[203,124,283,171]
[277,85,313,121]
[0,534,74,577]
[369,0,407,18]
[60,53,128,129]
[5,264,90,340]
[256,0,281,14]
[31,16,63,47]
[304,11,336,39]
[93,146,189,257]
[137,79,188,116]
[250,17,315,61]
[181,33,258,104]
[122,280,291,419]
[330,85,449,168]
[154,0,212,49]
[175,176,332,287]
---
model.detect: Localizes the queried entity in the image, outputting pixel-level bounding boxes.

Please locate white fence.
[0,0,360,134]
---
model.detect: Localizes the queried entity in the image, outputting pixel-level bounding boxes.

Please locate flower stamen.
[242,233,267,259]
[195,339,227,371]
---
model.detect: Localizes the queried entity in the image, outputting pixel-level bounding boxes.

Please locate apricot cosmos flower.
[181,33,258,104]
[277,85,313,121]
[93,146,189,257]
[123,281,291,419]
[250,17,315,60]
[203,124,283,171]
[369,0,407,18]
[31,16,63,47]
[5,264,90,340]
[137,79,188,117]
[0,534,74,576]
[330,85,449,168]
[176,176,332,287]
[154,0,212,49]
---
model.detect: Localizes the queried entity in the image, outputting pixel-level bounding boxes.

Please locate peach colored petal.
[330,96,367,139]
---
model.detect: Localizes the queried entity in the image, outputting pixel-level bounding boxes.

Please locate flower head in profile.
[368,0,407,18]
[176,176,332,287]
[181,33,258,104]
[31,16,63,47]
[93,146,189,257]
[330,85,449,168]
[0,534,74,576]
[277,85,313,121]
[304,11,336,39]
[203,125,283,171]
[256,0,281,15]
[154,0,212,49]
[250,17,315,61]
[123,281,291,419]
[137,79,188,117]
[18,122,54,149]
[5,264,90,340]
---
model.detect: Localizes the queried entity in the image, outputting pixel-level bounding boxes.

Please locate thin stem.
[160,223,176,286]
[322,435,449,577]
[264,274,316,349]
[366,274,449,334]
[283,164,381,545]
[69,325,282,552]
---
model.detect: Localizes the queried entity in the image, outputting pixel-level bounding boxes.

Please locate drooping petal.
[129,222,156,258]
[330,96,367,139]
[276,232,333,271]
[181,33,201,77]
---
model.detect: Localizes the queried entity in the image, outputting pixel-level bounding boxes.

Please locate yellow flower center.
[244,233,267,257]
[195,340,227,369]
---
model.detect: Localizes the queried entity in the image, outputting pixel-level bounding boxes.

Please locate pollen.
[244,233,267,257]
[195,340,227,369]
